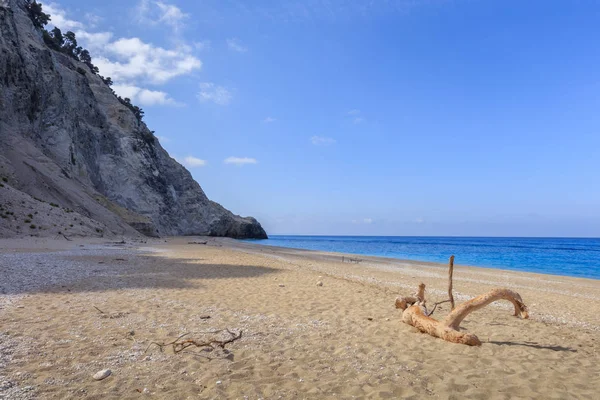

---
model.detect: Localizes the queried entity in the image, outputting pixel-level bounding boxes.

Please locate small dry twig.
[427,299,452,316]
[145,329,243,354]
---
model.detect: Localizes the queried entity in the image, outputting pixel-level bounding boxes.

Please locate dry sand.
[0,237,599,399]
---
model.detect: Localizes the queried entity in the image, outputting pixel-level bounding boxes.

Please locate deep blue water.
[250,236,600,279]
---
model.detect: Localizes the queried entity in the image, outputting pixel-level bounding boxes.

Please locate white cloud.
[112,84,179,106]
[224,157,257,166]
[75,31,113,51]
[347,109,361,115]
[263,117,276,123]
[94,38,202,84]
[44,3,200,107]
[45,3,85,30]
[311,136,336,145]
[415,217,425,224]
[352,117,365,124]
[156,135,170,143]
[197,82,232,105]
[182,156,207,167]
[363,218,373,224]
[227,38,248,53]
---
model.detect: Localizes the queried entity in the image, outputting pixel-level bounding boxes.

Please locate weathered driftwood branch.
[394,283,426,310]
[396,284,529,346]
[448,255,455,310]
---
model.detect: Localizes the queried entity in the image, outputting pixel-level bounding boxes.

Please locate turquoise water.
[251,236,600,279]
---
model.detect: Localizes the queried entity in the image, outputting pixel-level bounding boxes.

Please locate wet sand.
[1,236,599,399]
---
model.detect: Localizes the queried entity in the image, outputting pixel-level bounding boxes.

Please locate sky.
[40,0,600,237]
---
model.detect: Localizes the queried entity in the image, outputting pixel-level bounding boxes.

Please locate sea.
[250,235,600,280]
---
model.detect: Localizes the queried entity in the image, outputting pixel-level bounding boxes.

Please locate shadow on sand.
[0,250,279,295]
[489,340,577,352]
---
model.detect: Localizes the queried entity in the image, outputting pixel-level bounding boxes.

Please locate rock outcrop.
[0,0,267,239]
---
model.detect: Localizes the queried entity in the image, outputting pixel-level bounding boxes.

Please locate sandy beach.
[1,237,599,399]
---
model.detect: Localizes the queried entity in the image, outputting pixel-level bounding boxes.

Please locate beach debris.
[279,284,285,287]
[188,241,208,245]
[316,281,323,286]
[92,369,111,381]
[93,306,129,319]
[448,255,455,310]
[342,256,362,264]
[145,329,243,354]
[199,315,211,320]
[395,255,529,346]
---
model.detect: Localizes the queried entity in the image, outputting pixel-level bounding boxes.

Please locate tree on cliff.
[50,27,63,49]
[101,76,113,86]
[62,31,79,58]
[25,0,50,29]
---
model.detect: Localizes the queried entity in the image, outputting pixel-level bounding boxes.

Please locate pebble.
[216,380,222,385]
[316,281,323,287]
[92,369,111,381]
[278,284,285,287]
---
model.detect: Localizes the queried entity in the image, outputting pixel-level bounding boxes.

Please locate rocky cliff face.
[0,0,267,239]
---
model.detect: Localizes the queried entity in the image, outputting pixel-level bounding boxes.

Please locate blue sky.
[42,0,600,236]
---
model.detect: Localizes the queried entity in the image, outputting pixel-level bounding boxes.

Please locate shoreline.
[1,236,599,398]
[246,236,600,280]
[233,239,600,285]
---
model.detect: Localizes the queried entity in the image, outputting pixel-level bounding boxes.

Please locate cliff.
[0,0,267,239]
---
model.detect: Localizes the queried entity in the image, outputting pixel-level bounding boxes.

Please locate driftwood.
[395,257,529,346]
[448,255,455,310]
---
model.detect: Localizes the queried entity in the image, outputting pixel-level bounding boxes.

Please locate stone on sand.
[93,369,111,381]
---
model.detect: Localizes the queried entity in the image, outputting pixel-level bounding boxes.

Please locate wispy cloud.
[83,12,103,28]
[311,136,336,146]
[182,156,207,167]
[352,218,373,224]
[197,82,232,105]
[224,157,258,166]
[156,135,170,143]
[263,117,276,123]
[136,0,189,32]
[194,40,211,51]
[227,38,248,53]
[347,109,365,124]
